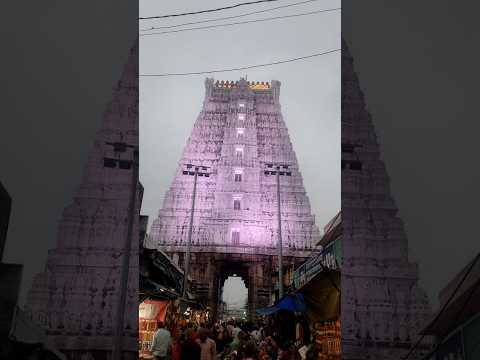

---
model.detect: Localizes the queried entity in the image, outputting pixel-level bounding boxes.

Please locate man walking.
[151,321,172,360]
[197,327,216,360]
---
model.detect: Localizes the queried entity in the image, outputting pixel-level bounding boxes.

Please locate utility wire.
[402,252,480,360]
[140,0,321,32]
[140,49,340,77]
[141,8,340,37]
[139,0,284,20]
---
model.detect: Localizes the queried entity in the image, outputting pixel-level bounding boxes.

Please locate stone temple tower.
[25,42,139,359]
[341,40,432,359]
[148,78,320,319]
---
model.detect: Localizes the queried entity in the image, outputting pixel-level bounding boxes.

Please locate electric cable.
[140,49,340,77]
[140,0,322,31]
[140,8,340,37]
[140,0,285,20]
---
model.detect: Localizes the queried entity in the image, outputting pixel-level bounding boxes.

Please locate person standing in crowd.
[250,326,261,343]
[181,328,201,360]
[263,318,274,339]
[171,331,184,360]
[243,340,259,360]
[278,340,300,360]
[228,330,249,359]
[265,336,278,360]
[197,327,217,360]
[151,321,172,360]
[227,320,235,339]
[215,322,228,353]
[258,340,273,360]
[232,322,242,340]
[191,325,199,341]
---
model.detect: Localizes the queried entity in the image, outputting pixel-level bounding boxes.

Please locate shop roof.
[140,275,180,301]
[421,254,480,338]
[317,211,342,247]
[256,293,306,316]
[297,270,340,323]
[140,247,185,295]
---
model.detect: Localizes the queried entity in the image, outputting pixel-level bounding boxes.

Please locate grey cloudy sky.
[139,0,341,306]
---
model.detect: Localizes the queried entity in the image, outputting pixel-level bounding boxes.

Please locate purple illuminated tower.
[147,78,320,318]
[25,42,140,359]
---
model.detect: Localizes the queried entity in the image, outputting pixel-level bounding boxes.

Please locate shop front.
[292,211,342,359]
[138,296,210,359]
[139,246,184,359]
[297,269,341,359]
[139,246,212,358]
[139,299,171,358]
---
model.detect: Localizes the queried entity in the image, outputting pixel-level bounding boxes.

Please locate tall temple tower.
[148,78,320,318]
[341,41,432,359]
[25,42,139,359]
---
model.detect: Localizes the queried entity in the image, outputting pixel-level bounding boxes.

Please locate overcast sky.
[139,0,341,306]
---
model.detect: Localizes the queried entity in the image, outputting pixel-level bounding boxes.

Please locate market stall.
[298,269,341,360]
[139,299,171,358]
[139,246,185,359]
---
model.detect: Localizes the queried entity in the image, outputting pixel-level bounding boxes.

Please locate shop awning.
[140,247,185,296]
[299,269,340,323]
[139,275,181,302]
[139,299,170,322]
[256,293,306,315]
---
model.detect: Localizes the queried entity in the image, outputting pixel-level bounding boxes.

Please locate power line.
[141,8,340,37]
[140,49,340,77]
[140,0,322,32]
[402,252,480,360]
[139,0,284,20]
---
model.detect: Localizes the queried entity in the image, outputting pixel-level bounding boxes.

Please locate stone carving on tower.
[341,40,432,359]
[25,41,139,359]
[147,78,320,319]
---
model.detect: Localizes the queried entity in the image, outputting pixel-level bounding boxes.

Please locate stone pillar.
[247,263,258,321]
[246,258,271,321]
[207,259,220,323]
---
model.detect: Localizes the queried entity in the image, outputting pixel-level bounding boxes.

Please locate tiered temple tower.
[341,41,432,359]
[148,78,320,319]
[25,42,139,359]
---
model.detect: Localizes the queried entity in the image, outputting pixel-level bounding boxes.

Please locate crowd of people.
[150,318,320,360]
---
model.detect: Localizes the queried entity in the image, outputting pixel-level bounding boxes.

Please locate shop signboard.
[320,239,341,270]
[293,238,341,289]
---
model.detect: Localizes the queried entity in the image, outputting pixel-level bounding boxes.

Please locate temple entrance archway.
[190,253,273,321]
[221,276,247,320]
[166,249,309,321]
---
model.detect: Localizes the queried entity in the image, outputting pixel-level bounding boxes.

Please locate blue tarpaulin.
[256,293,306,315]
